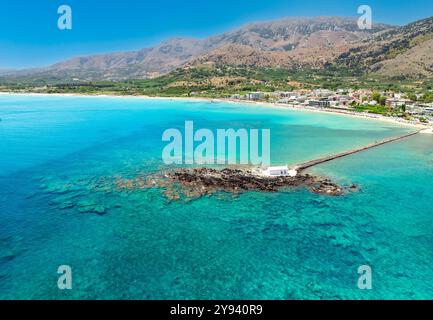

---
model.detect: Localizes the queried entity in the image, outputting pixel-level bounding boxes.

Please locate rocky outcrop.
[116,167,354,200]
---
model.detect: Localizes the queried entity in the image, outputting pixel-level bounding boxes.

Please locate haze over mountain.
[0,68,15,75]
[2,16,433,82]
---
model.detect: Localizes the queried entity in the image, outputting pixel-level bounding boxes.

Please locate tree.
[422,92,433,103]
[372,91,381,103]
[406,92,417,101]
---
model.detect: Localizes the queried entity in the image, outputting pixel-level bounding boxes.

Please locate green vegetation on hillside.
[1,66,432,98]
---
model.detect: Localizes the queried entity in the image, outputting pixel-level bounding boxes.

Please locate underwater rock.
[77,200,106,215]
[57,201,75,210]
[40,181,75,194]
[0,252,17,264]
[310,179,343,196]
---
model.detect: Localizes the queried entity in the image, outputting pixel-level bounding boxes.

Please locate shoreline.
[0,91,431,130]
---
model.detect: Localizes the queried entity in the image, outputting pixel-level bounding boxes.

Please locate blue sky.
[1,0,432,68]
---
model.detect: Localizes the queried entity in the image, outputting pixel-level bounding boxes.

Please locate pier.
[293,130,421,171]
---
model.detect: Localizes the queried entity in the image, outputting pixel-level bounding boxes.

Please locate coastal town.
[230,89,433,126]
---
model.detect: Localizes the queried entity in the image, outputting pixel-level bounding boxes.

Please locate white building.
[406,104,423,115]
[386,98,410,108]
[394,92,405,99]
[262,166,298,177]
[313,89,333,98]
[424,107,433,115]
[277,97,290,104]
[247,92,265,101]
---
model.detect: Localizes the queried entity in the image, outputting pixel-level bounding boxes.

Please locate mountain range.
[2,16,433,82]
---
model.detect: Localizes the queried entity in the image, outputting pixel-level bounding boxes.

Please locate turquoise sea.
[0,94,432,299]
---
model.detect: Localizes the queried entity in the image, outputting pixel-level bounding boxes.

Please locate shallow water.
[0,95,432,299]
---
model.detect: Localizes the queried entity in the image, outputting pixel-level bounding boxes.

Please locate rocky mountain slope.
[189,17,386,69]
[336,16,433,77]
[3,17,390,81]
[2,16,433,82]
